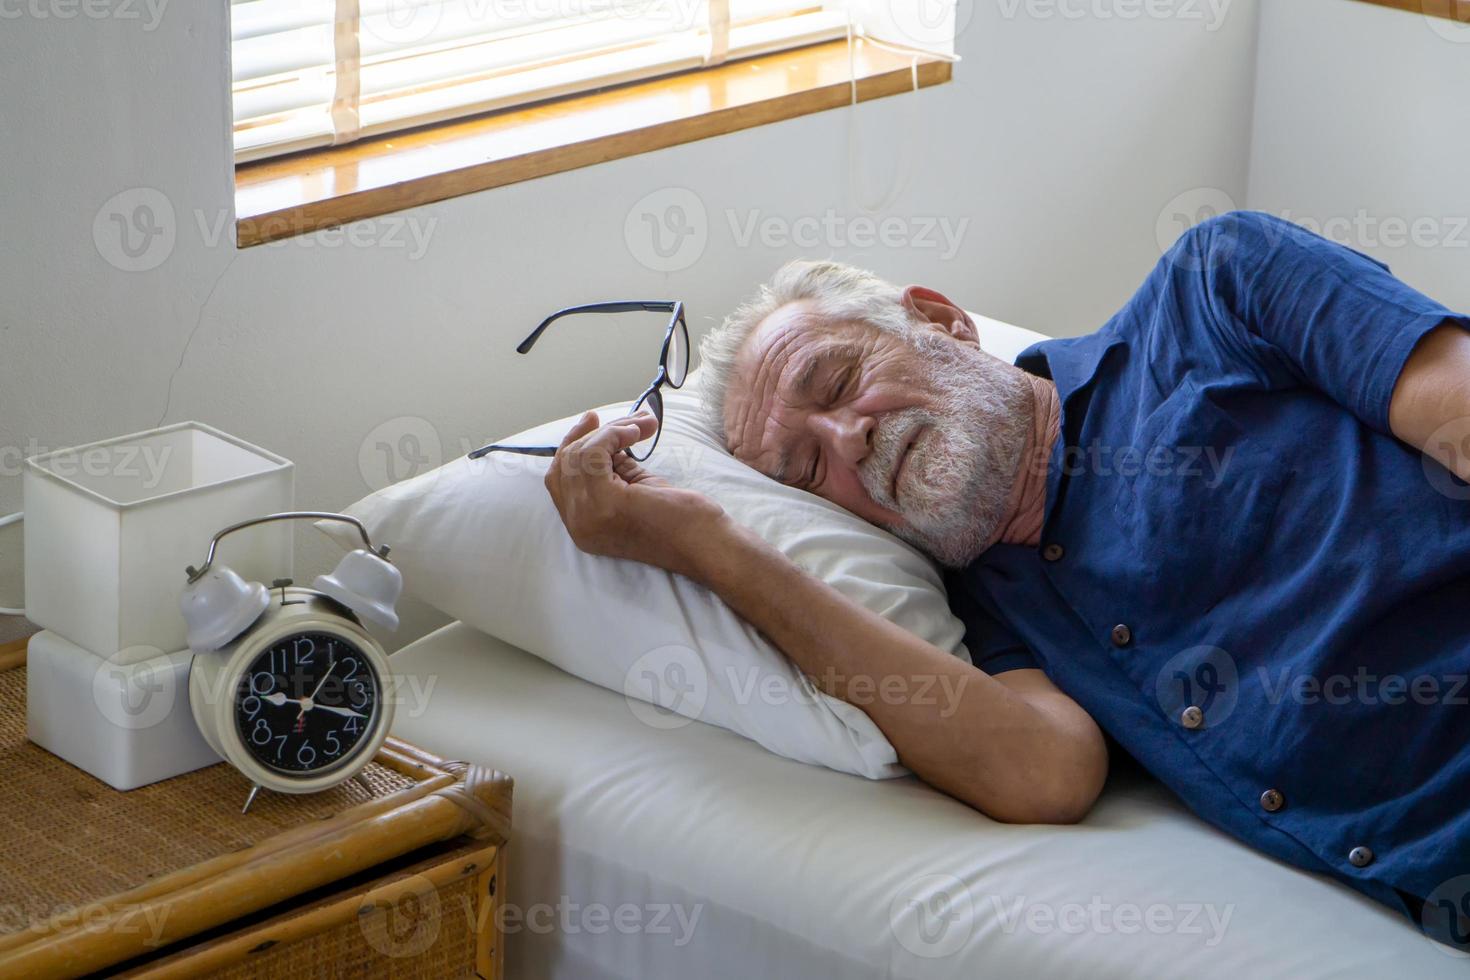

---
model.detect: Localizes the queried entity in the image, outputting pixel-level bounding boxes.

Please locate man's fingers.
[548,412,599,502]
[621,410,659,441]
[560,410,655,454]
[550,410,660,500]
[559,411,601,451]
[612,453,653,483]
[573,412,657,459]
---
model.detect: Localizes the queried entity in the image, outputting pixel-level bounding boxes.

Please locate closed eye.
[827,366,856,407]
[795,448,820,491]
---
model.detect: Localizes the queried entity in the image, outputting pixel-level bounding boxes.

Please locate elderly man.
[542,211,1470,939]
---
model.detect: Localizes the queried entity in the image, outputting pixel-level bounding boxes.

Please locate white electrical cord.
[842,8,961,216]
[0,511,23,616]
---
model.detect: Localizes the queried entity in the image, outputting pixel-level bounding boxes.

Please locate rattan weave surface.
[206,872,481,979]
[0,663,418,937]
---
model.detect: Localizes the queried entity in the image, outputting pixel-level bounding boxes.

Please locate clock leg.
[241,783,262,814]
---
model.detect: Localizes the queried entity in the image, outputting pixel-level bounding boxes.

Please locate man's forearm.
[1391,321,1470,481]
[687,517,1106,823]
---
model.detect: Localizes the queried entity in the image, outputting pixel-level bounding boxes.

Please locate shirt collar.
[1013,329,1127,538]
[1014,329,1125,404]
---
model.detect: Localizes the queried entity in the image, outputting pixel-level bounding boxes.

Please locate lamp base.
[25,630,220,790]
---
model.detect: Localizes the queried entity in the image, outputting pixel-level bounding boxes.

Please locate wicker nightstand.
[0,640,512,979]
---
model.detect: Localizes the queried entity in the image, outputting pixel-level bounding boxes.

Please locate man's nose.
[812,408,875,466]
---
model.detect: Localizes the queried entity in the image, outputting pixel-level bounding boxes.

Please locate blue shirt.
[947,212,1470,927]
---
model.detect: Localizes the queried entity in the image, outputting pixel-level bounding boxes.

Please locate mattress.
[389,623,1460,979]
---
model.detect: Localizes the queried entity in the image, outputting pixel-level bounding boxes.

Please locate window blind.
[230,0,856,162]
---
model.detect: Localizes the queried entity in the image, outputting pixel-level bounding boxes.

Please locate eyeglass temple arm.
[515,301,680,354]
[466,443,559,460]
[466,387,661,461]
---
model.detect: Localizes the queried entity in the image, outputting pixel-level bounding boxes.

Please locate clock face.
[233,631,381,776]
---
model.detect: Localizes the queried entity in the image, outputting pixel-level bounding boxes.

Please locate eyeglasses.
[467,301,690,462]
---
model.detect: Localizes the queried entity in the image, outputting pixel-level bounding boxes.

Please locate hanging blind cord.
[330,0,362,146]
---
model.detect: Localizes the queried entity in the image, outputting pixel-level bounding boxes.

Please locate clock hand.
[298,655,339,722]
[307,656,338,703]
[263,690,311,732]
[312,703,368,720]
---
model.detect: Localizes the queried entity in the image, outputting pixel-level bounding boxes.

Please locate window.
[1349,0,1470,22]
[230,1,957,245]
[230,0,874,163]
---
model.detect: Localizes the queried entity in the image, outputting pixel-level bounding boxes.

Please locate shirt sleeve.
[944,571,1039,675]
[1190,211,1470,435]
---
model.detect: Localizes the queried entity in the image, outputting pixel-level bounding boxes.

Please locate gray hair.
[697,260,917,439]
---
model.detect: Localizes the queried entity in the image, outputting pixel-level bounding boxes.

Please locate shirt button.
[1348,846,1374,868]
[1180,705,1204,729]
[1110,624,1132,647]
[1259,789,1285,812]
[1042,543,1065,562]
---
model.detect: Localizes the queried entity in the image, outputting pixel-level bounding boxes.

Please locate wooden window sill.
[234,39,951,248]
[1348,0,1470,20]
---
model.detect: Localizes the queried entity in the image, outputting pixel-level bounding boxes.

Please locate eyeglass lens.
[665,314,689,388]
[626,387,664,460]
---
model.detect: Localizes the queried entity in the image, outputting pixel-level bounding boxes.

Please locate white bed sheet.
[390,623,1460,979]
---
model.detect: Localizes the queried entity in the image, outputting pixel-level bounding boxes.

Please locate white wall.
[0,0,1260,647]
[1247,0,1470,311]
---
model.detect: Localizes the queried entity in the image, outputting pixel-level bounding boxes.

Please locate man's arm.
[1390,322,1470,482]
[544,411,1109,824]
[697,520,1108,823]
[1182,212,1467,439]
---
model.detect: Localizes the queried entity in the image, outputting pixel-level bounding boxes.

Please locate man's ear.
[901,285,979,345]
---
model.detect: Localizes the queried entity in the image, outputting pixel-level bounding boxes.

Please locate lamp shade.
[23,422,293,658]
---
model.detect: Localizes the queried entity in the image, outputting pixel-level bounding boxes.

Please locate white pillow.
[321,315,1047,780]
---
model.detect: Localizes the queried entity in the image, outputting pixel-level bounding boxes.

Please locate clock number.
[237,634,377,775]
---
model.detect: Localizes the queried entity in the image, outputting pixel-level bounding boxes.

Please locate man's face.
[722,292,1033,567]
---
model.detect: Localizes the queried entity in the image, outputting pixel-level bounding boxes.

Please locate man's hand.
[543,410,728,582]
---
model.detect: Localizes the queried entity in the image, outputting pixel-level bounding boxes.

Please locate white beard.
[858,332,1034,568]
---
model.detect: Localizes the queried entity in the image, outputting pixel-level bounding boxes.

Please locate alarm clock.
[180,512,401,812]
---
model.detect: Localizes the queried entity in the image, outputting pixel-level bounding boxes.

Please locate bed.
[389,622,1458,979]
